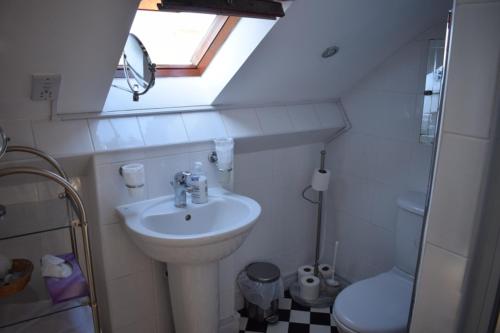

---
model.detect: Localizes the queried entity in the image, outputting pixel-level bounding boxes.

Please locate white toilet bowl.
[332,268,413,333]
[332,191,426,333]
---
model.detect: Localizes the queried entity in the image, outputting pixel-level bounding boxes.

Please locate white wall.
[0,102,342,161]
[90,141,323,332]
[411,0,500,331]
[215,0,451,107]
[0,0,450,119]
[0,101,343,330]
[103,15,279,112]
[0,0,139,118]
[83,102,344,332]
[322,25,445,283]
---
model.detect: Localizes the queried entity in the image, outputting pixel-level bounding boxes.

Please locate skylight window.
[131,11,216,65]
[117,1,239,77]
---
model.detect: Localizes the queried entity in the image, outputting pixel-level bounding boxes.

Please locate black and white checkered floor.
[239,291,338,333]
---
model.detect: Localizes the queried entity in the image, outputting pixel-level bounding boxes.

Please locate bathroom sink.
[116,187,261,264]
[116,188,261,333]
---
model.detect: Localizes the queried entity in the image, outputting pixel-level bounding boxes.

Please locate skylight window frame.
[116,9,239,78]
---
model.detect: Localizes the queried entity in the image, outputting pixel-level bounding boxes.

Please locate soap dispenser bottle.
[190,162,208,204]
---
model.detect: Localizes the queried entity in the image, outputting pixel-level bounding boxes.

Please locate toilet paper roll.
[300,275,320,301]
[311,168,331,191]
[298,265,314,280]
[318,264,333,279]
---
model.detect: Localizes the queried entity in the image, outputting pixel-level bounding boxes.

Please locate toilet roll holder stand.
[290,150,341,308]
[301,150,327,277]
[292,102,351,307]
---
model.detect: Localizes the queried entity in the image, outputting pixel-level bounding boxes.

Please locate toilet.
[332,191,426,333]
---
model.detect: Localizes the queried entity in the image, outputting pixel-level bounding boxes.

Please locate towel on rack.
[41,254,73,278]
[44,253,89,304]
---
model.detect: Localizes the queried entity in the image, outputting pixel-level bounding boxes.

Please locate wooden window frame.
[116,13,240,78]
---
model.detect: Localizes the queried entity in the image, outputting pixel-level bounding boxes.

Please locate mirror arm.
[133,69,156,102]
[113,34,156,102]
[124,56,149,88]
[124,59,155,101]
[111,83,133,93]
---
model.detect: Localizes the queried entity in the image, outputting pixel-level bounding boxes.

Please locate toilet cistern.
[170,171,192,208]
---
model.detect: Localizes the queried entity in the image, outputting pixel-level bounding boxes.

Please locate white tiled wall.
[426,133,490,257]
[256,106,295,135]
[181,111,227,142]
[84,102,344,332]
[1,102,344,160]
[219,108,262,138]
[411,1,500,332]
[33,120,94,156]
[411,243,467,332]
[441,2,500,139]
[89,117,145,152]
[288,104,321,131]
[0,100,345,332]
[324,26,444,282]
[91,142,324,332]
[138,114,188,146]
[0,119,33,144]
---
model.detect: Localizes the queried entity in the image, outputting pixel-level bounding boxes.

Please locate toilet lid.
[333,269,413,333]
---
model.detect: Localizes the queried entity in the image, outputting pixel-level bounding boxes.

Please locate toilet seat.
[332,268,413,333]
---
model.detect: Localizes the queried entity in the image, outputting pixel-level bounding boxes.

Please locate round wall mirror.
[115,34,156,101]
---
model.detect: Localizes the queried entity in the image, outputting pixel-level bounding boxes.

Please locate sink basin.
[116,187,261,263]
[116,188,261,333]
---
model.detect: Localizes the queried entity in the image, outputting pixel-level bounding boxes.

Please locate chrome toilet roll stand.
[291,101,352,307]
[291,150,339,307]
[302,101,352,279]
[301,150,327,277]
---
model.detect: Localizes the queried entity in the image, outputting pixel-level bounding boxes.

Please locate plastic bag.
[237,270,284,310]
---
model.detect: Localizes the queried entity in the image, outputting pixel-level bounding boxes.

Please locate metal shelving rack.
[0,142,100,332]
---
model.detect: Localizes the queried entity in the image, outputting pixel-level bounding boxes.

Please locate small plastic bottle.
[190,162,208,204]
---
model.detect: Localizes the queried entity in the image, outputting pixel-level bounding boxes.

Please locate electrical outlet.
[31,74,61,101]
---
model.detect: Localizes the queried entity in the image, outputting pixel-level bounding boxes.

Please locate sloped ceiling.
[214,0,452,106]
[0,0,452,119]
[0,0,139,118]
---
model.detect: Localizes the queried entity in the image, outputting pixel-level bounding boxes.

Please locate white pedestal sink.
[116,188,261,333]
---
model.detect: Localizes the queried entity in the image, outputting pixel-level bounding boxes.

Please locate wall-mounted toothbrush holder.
[208,152,233,172]
[119,163,145,198]
[208,138,234,173]
[208,151,220,165]
[208,138,234,189]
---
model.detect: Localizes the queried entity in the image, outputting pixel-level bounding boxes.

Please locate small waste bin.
[237,262,283,323]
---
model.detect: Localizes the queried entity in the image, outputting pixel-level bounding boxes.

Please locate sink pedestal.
[168,262,219,333]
